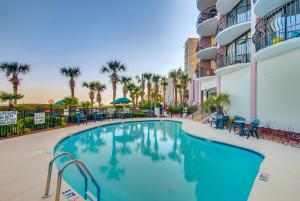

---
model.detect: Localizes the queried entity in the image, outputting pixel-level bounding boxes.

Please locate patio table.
[234,120,250,136]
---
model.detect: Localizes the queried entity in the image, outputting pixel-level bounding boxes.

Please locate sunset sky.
[0,0,198,104]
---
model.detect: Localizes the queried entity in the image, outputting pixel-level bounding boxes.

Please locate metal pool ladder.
[42,152,101,201]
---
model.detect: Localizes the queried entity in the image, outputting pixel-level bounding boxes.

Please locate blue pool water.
[54,120,263,201]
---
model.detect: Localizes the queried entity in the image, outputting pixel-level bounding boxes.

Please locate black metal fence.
[252,0,300,51]
[0,105,197,138]
[217,38,251,68]
[0,108,153,138]
[217,2,251,34]
[197,6,217,26]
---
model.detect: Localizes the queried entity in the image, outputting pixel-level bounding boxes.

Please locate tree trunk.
[141,83,145,103]
[163,88,166,107]
[97,92,101,106]
[89,91,95,106]
[123,86,128,98]
[70,78,75,97]
[131,94,135,106]
[154,85,158,106]
[174,87,178,106]
[112,82,117,102]
[12,83,18,104]
[147,82,151,102]
[135,95,138,106]
[8,100,14,111]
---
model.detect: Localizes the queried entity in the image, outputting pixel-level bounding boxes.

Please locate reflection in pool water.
[55,121,263,201]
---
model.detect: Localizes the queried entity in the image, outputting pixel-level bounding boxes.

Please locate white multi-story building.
[193,0,300,132]
[166,77,175,106]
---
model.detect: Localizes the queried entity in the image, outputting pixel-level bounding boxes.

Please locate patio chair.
[93,111,105,121]
[246,119,260,139]
[208,113,216,127]
[123,108,133,118]
[210,113,223,129]
[220,116,230,130]
[230,116,246,133]
[106,108,116,120]
[76,112,87,125]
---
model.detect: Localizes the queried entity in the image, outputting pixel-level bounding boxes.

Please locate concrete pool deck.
[0,118,299,201]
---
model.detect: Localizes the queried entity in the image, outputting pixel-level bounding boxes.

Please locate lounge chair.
[93,111,105,121]
[76,112,87,125]
[246,119,260,139]
[123,108,133,118]
[106,108,115,120]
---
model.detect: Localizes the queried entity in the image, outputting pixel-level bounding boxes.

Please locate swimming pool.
[54,120,263,201]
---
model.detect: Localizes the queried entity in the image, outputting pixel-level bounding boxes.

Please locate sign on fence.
[34,112,45,125]
[63,109,69,116]
[0,111,18,126]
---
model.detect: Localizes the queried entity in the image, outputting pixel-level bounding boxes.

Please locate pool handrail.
[42,152,82,198]
[55,159,101,201]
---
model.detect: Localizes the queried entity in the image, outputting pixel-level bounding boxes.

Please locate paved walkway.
[0,118,299,201]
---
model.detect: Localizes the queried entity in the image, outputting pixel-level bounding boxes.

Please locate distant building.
[184,38,199,106]
[184,38,199,79]
[166,77,174,106]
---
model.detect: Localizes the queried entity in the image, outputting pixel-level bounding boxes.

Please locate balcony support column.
[197,80,201,105]
[250,0,257,121]
[216,75,221,95]
[250,62,257,120]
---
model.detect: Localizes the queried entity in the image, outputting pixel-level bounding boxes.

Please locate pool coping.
[0,118,299,201]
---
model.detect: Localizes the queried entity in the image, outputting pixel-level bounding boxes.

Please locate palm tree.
[120,76,132,98]
[81,101,92,109]
[62,96,79,108]
[177,83,183,105]
[136,74,145,103]
[160,77,168,107]
[202,93,230,115]
[133,86,141,106]
[0,91,24,110]
[127,83,136,105]
[100,60,126,102]
[82,81,97,106]
[60,66,81,98]
[94,81,106,106]
[152,74,161,106]
[179,72,191,105]
[0,62,30,104]
[143,73,152,103]
[168,69,178,106]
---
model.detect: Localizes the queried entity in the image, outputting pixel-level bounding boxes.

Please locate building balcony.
[216,0,244,15]
[196,66,215,78]
[254,0,291,18]
[217,52,250,68]
[216,53,251,75]
[196,37,218,60]
[196,6,218,37]
[216,36,251,74]
[197,0,217,12]
[253,0,300,61]
[216,0,251,45]
[196,61,216,78]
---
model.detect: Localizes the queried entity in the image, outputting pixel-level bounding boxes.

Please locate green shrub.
[133,111,146,117]
[0,104,63,111]
[140,101,160,109]
[167,105,197,114]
